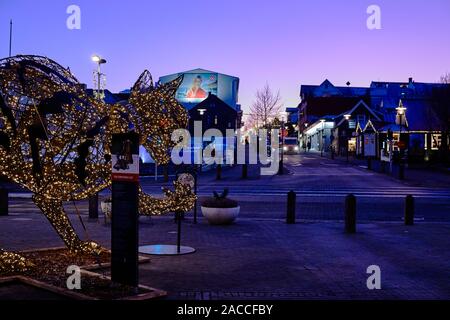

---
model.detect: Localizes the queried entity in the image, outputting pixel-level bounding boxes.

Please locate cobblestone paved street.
[1,154,450,299]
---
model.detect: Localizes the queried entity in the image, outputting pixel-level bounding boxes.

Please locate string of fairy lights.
[0,55,196,273]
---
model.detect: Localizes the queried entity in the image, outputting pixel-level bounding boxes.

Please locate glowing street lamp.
[91,55,107,100]
[396,105,406,116]
[396,101,407,179]
[343,114,352,162]
[396,101,408,134]
[91,55,106,64]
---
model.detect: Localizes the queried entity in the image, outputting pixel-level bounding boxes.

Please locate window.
[425,134,442,151]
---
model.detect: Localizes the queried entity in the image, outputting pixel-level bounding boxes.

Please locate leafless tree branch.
[249,83,282,128]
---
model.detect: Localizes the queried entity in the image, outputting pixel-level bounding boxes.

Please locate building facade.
[159,68,242,165]
[297,78,450,163]
[159,68,240,110]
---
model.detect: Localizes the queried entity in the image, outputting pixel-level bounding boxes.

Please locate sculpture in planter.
[201,189,240,225]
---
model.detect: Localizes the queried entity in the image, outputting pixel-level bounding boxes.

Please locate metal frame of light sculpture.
[0,55,196,273]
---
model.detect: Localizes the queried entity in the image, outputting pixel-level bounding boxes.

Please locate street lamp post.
[278,113,286,175]
[320,119,326,157]
[88,55,106,220]
[197,109,206,170]
[91,54,107,101]
[344,114,351,163]
[396,104,407,142]
[396,103,407,179]
[303,123,309,152]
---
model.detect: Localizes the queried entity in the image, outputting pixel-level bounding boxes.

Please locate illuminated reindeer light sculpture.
[0,55,196,272]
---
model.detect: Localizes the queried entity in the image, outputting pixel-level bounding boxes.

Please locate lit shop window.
[425,134,442,151]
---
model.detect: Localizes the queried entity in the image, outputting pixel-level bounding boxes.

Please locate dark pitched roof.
[402,99,443,131]
[191,93,237,114]
[303,97,368,118]
[300,79,369,98]
[369,81,448,105]
[376,98,444,132]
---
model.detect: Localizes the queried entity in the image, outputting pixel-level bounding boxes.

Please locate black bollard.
[286,191,296,224]
[242,164,248,179]
[0,188,8,216]
[345,194,356,233]
[88,193,99,219]
[367,157,372,170]
[405,195,414,226]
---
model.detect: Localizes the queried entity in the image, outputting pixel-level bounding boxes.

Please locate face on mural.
[193,76,202,89]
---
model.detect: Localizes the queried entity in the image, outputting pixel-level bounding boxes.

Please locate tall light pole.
[396,102,407,156]
[91,54,107,101]
[320,119,326,157]
[344,114,351,163]
[396,102,407,179]
[197,109,206,168]
[9,20,13,57]
[278,112,287,175]
[89,55,107,220]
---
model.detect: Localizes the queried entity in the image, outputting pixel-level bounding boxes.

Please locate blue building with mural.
[154,69,242,165]
[159,68,240,111]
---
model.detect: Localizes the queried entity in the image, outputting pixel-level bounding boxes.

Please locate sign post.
[138,165,196,256]
[111,132,140,287]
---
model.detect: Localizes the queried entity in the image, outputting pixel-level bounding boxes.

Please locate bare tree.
[440,72,450,84]
[430,73,450,163]
[249,84,282,128]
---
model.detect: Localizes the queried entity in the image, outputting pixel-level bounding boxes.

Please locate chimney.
[408,77,413,84]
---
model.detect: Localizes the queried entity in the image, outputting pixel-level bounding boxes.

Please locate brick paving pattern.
[1,153,450,299]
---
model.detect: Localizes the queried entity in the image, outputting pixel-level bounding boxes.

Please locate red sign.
[112,172,139,182]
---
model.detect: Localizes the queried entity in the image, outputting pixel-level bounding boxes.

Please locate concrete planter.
[201,206,240,225]
[0,273,166,300]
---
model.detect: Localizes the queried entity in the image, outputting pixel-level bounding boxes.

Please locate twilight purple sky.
[1,0,450,111]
